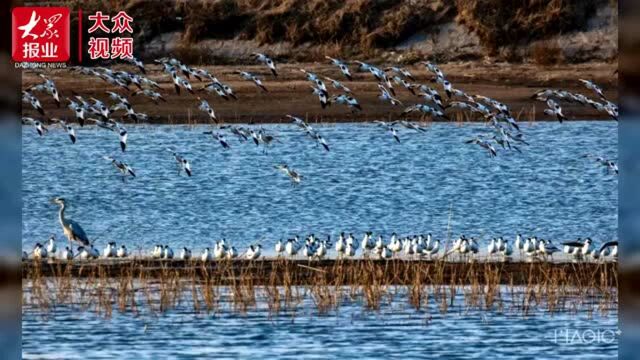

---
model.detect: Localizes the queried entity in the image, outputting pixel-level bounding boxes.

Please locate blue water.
[21,286,618,359]
[22,121,618,358]
[22,121,617,255]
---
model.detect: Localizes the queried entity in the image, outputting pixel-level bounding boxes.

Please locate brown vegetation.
[23,258,618,318]
[531,40,565,65]
[455,0,607,55]
[60,0,616,64]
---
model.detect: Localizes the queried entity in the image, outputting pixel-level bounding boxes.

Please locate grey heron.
[51,197,91,247]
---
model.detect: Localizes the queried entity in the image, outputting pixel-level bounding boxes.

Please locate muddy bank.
[21,62,617,123]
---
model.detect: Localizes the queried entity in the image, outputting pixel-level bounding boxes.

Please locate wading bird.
[179,247,192,260]
[245,244,262,260]
[51,197,90,247]
[117,245,128,258]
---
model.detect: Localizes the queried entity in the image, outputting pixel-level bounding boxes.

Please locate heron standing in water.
[51,197,90,247]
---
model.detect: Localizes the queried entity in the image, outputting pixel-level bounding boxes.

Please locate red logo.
[12,7,70,62]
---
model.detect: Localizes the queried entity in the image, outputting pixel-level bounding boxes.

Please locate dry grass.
[455,0,606,56]
[23,259,618,319]
[56,0,613,64]
[531,40,565,65]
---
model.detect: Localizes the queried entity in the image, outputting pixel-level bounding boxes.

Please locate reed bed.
[22,258,617,319]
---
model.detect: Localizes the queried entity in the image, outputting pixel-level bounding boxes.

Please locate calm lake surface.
[22,121,618,358]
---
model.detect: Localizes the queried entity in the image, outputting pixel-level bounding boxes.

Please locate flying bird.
[544,99,567,122]
[168,149,192,177]
[104,156,136,181]
[234,71,268,92]
[251,53,277,77]
[275,164,302,186]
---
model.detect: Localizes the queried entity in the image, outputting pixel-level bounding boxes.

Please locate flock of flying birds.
[22,52,618,261]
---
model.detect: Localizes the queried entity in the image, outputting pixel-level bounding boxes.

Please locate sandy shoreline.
[21,61,618,124]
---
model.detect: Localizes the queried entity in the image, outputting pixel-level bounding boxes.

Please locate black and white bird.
[168,149,192,177]
[30,74,61,107]
[22,117,48,137]
[60,246,73,260]
[377,84,402,106]
[385,66,415,81]
[179,247,192,260]
[398,120,427,133]
[300,68,319,82]
[22,90,45,115]
[251,53,277,77]
[117,123,128,152]
[125,56,146,74]
[103,241,117,258]
[421,61,446,81]
[202,81,231,101]
[66,97,87,126]
[245,244,262,260]
[170,71,188,95]
[402,104,449,120]
[323,76,351,93]
[375,121,401,143]
[325,56,352,80]
[275,164,302,186]
[392,76,417,95]
[104,156,136,181]
[598,241,618,259]
[234,71,268,92]
[579,79,606,100]
[583,154,618,175]
[314,133,330,152]
[203,130,230,149]
[197,97,217,123]
[51,118,78,144]
[117,245,128,258]
[330,94,362,113]
[465,136,497,157]
[544,99,567,122]
[33,242,48,259]
[311,86,330,109]
[132,89,166,104]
